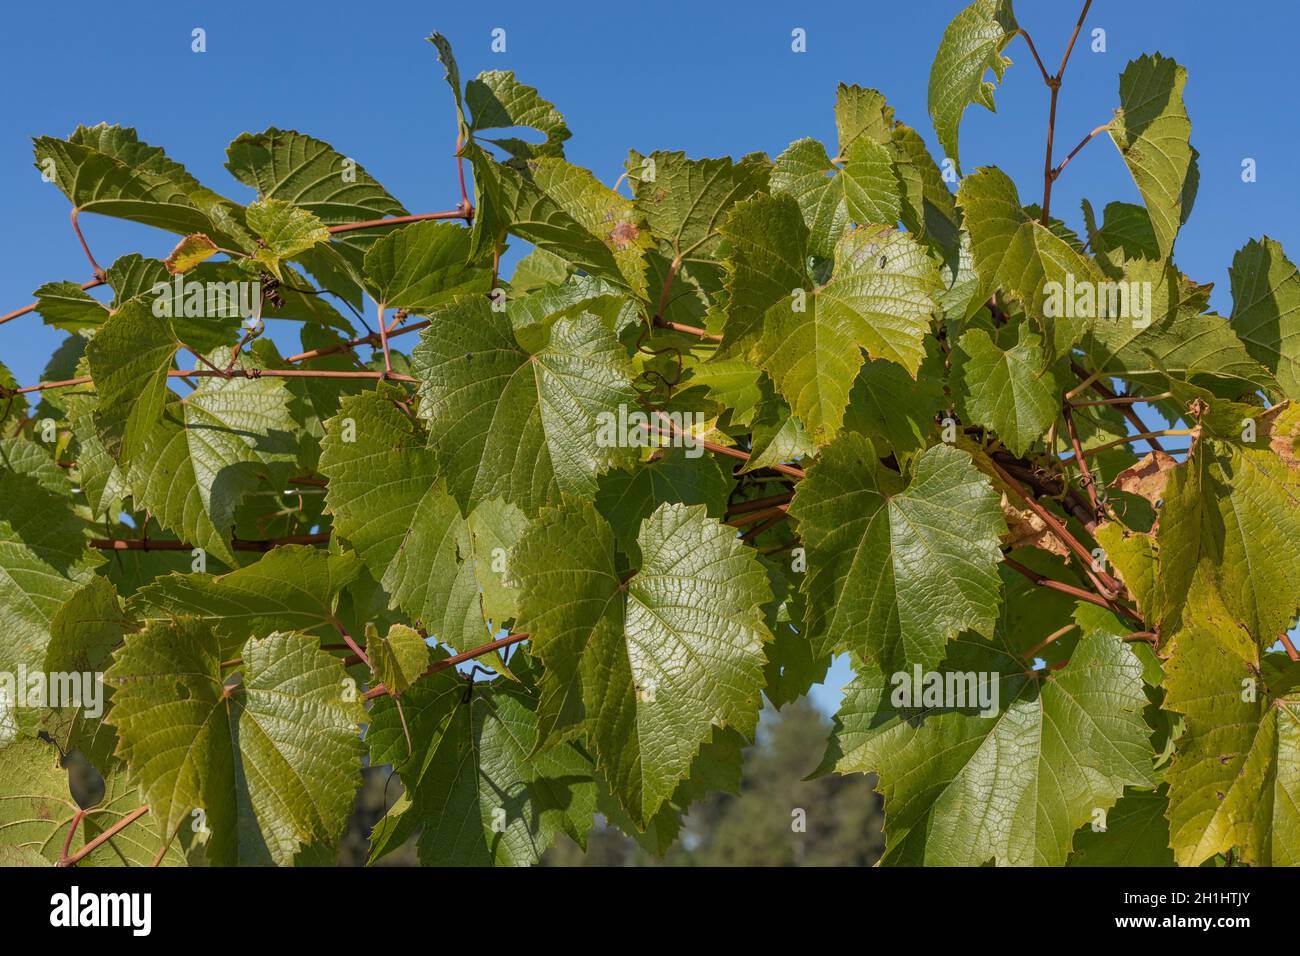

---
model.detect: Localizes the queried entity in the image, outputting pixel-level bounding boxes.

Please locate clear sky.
[2,1,1297,710]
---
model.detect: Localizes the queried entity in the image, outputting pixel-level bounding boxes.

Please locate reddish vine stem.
[364,632,530,700]
[726,503,789,528]
[1016,29,1052,85]
[325,208,471,236]
[1062,400,1103,519]
[1070,391,1172,407]
[0,277,105,326]
[988,456,1124,599]
[646,414,806,480]
[1038,0,1095,223]
[1052,122,1111,180]
[1280,633,1300,662]
[653,255,683,325]
[331,620,370,670]
[90,532,330,552]
[1003,556,1142,624]
[1069,361,1167,452]
[58,805,151,867]
[653,317,723,342]
[739,513,787,542]
[376,302,393,375]
[70,207,105,278]
[1,211,467,330]
[1062,429,1194,459]
[725,490,795,516]
[1023,622,1079,659]
[10,367,417,396]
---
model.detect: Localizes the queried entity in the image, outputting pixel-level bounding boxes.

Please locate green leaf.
[367,623,430,696]
[790,435,1005,672]
[771,136,901,258]
[225,127,408,296]
[124,355,299,565]
[927,0,1019,173]
[105,621,366,866]
[817,630,1155,866]
[467,147,648,297]
[1229,237,1300,401]
[952,323,1061,456]
[1163,581,1300,866]
[1084,256,1272,393]
[594,448,734,561]
[318,387,466,628]
[44,576,127,674]
[32,281,107,333]
[1067,787,1175,866]
[721,193,939,442]
[362,220,490,313]
[467,71,571,160]
[368,669,595,866]
[0,439,99,673]
[0,737,181,866]
[1081,199,1160,261]
[512,501,771,824]
[245,199,330,281]
[34,124,250,249]
[628,150,770,324]
[1156,440,1300,645]
[957,166,1106,356]
[1108,54,1197,258]
[843,349,945,465]
[84,297,178,463]
[128,546,361,656]
[411,298,639,515]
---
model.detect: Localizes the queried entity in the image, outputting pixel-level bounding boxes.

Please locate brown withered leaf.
[999,492,1069,557]
[1111,450,1178,505]
[1258,401,1299,470]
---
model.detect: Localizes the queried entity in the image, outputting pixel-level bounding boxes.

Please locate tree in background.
[543,700,884,866]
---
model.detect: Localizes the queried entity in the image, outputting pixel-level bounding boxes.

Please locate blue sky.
[2,1,1297,711]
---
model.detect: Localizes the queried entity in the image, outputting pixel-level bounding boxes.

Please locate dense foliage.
[1,2,1297,867]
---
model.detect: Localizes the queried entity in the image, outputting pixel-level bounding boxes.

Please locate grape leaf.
[411,298,639,515]
[34,124,250,249]
[512,501,771,824]
[928,0,1019,173]
[790,435,1005,672]
[128,546,361,656]
[367,623,430,696]
[0,439,99,673]
[816,628,1155,866]
[84,297,178,464]
[318,387,466,628]
[1156,439,1300,645]
[957,167,1106,356]
[1108,54,1197,258]
[105,621,366,866]
[952,323,1061,457]
[361,219,491,313]
[1229,237,1300,401]
[721,193,939,442]
[124,354,299,566]
[368,665,595,866]
[1163,580,1300,866]
[1068,787,1174,867]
